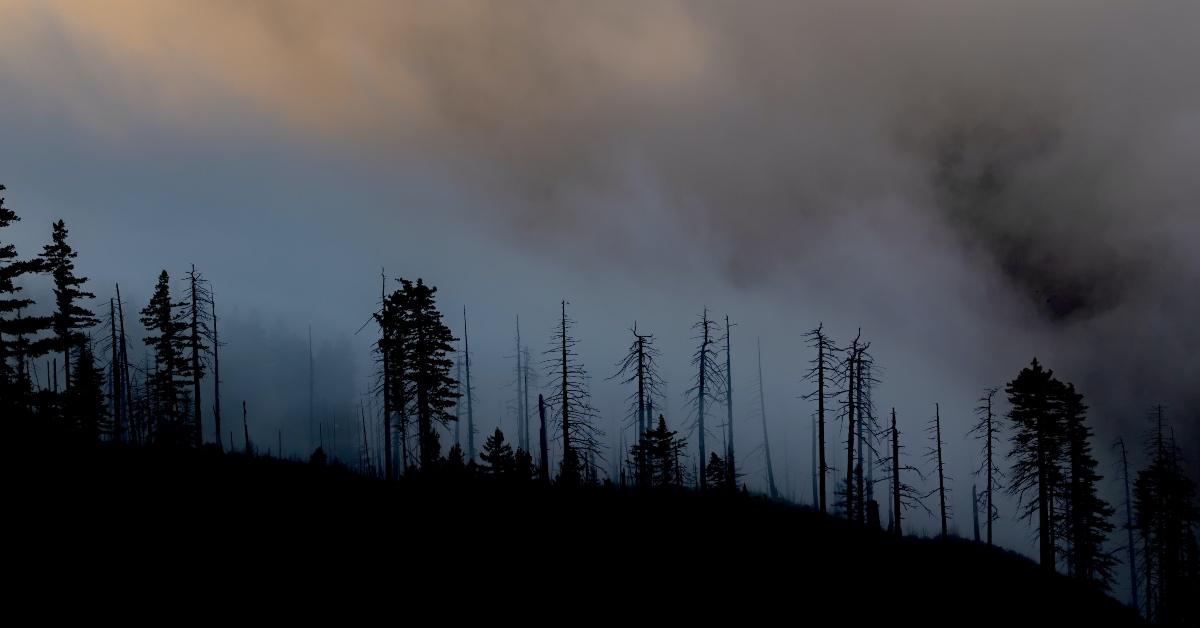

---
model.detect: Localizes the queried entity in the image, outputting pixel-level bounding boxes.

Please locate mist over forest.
[2,1,1197,622]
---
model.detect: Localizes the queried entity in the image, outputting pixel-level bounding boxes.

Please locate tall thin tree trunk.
[1118,438,1138,611]
[212,293,222,451]
[538,394,549,481]
[811,416,818,508]
[308,324,314,453]
[515,316,524,452]
[116,285,133,446]
[817,331,827,514]
[464,306,475,461]
[891,408,901,538]
[844,344,856,519]
[972,484,981,542]
[855,352,865,523]
[242,401,250,455]
[936,403,947,538]
[985,392,994,546]
[724,314,735,490]
[454,353,462,448]
[698,309,709,491]
[522,346,531,460]
[381,270,392,480]
[756,339,779,500]
[560,301,570,468]
[109,298,122,443]
[190,266,203,449]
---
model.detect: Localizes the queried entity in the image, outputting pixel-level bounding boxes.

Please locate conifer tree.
[1006,358,1064,571]
[1134,407,1199,625]
[480,427,516,475]
[400,278,458,467]
[66,340,107,442]
[0,185,41,418]
[1057,381,1115,588]
[140,270,190,446]
[37,220,98,389]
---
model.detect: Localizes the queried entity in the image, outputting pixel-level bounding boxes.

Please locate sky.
[2,0,1198,583]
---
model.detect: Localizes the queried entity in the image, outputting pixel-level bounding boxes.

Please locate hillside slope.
[13,446,1143,624]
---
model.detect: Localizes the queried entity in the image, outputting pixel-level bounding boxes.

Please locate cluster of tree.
[5,181,1195,622]
[0,185,229,452]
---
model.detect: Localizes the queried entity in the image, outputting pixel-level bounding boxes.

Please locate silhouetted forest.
[2,183,1196,623]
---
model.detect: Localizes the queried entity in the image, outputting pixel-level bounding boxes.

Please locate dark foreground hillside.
[13,445,1142,625]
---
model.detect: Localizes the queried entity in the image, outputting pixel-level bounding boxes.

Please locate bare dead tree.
[723,314,737,490]
[611,322,665,487]
[686,308,723,491]
[970,387,1003,545]
[1114,437,1138,611]
[927,403,951,538]
[887,408,932,537]
[803,323,837,514]
[543,300,604,483]
[184,265,213,449]
[210,290,224,454]
[462,306,476,462]
[538,393,549,481]
[242,400,251,455]
[755,338,779,500]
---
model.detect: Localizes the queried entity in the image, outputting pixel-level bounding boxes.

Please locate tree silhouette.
[140,270,190,446]
[885,408,931,537]
[686,308,722,491]
[183,265,212,449]
[803,323,837,514]
[970,387,1003,545]
[37,219,98,390]
[628,415,687,488]
[754,339,779,500]
[927,403,951,538]
[401,278,458,468]
[481,427,516,475]
[65,340,107,441]
[0,185,41,420]
[1057,381,1115,588]
[1134,407,1198,625]
[611,323,664,487]
[1006,358,1064,571]
[544,300,603,484]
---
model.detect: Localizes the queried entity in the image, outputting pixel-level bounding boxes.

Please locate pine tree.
[65,340,107,442]
[1006,358,1065,571]
[140,270,190,446]
[705,451,728,490]
[1134,407,1199,625]
[628,415,687,488]
[37,220,98,389]
[401,278,458,468]
[0,185,41,419]
[480,427,516,476]
[1056,381,1116,588]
